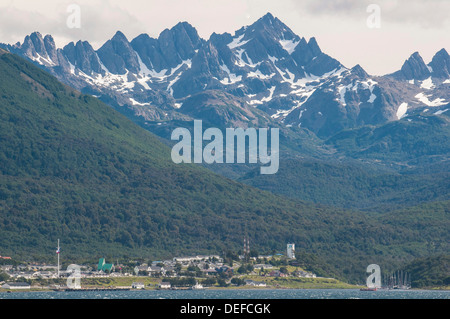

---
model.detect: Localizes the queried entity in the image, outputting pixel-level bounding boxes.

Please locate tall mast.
[56,239,60,277]
[243,223,250,261]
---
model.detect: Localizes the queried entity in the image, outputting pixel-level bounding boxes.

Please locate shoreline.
[2,274,448,293]
[1,286,449,293]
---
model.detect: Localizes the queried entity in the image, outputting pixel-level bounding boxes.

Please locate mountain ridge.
[3,13,447,140]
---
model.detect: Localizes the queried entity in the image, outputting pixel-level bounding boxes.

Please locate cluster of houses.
[0,255,227,283]
[0,264,60,280]
[134,255,224,277]
[131,255,316,279]
[0,253,317,281]
[1,244,318,289]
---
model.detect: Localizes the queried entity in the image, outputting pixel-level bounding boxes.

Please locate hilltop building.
[97,258,114,273]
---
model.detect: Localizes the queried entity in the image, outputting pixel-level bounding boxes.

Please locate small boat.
[190,282,204,290]
[360,287,377,291]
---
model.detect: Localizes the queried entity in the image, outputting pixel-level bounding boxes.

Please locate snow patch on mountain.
[129,98,150,106]
[137,77,151,90]
[233,49,261,69]
[219,64,242,85]
[420,77,435,90]
[360,79,378,103]
[136,51,153,76]
[68,61,76,74]
[279,39,299,54]
[30,53,56,66]
[396,102,408,119]
[415,92,446,107]
[98,60,110,75]
[147,68,168,79]
[167,74,181,95]
[248,99,263,106]
[261,86,276,102]
[228,34,250,49]
[272,104,305,120]
[337,84,353,106]
[247,70,275,80]
[434,108,448,115]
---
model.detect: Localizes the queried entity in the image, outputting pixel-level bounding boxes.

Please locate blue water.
[1,289,448,299]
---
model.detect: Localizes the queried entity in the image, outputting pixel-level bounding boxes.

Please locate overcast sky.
[0,0,448,75]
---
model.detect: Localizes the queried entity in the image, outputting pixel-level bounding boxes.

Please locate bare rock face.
[1,13,448,138]
[429,48,450,79]
[63,40,104,75]
[391,52,431,81]
[97,31,140,74]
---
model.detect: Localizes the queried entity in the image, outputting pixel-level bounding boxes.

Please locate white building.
[254,264,273,270]
[159,282,171,289]
[132,282,145,289]
[287,243,295,259]
[245,280,267,287]
[2,282,31,290]
[172,255,222,264]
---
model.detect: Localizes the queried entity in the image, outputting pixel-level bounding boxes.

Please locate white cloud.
[0,0,146,48]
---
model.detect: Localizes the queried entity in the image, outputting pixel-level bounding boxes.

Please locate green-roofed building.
[97,258,115,273]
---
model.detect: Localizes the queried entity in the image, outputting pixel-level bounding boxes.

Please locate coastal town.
[1,243,356,291]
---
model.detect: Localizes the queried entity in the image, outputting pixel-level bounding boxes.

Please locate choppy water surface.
[1,289,448,299]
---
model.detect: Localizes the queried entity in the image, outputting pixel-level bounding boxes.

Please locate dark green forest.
[239,158,449,211]
[0,50,448,284]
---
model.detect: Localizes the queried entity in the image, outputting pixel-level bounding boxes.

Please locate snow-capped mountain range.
[1,12,449,137]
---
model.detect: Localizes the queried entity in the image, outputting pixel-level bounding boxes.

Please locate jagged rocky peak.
[254,12,296,38]
[217,12,306,72]
[388,48,449,82]
[291,37,324,66]
[97,30,140,75]
[429,48,450,79]
[402,51,431,80]
[130,33,163,72]
[130,21,202,73]
[29,32,46,55]
[208,32,233,48]
[169,21,202,49]
[158,21,202,66]
[241,12,300,45]
[20,32,43,57]
[18,32,60,66]
[350,64,369,78]
[63,40,103,75]
[43,34,57,62]
[230,13,328,71]
[307,37,321,56]
[392,51,430,81]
